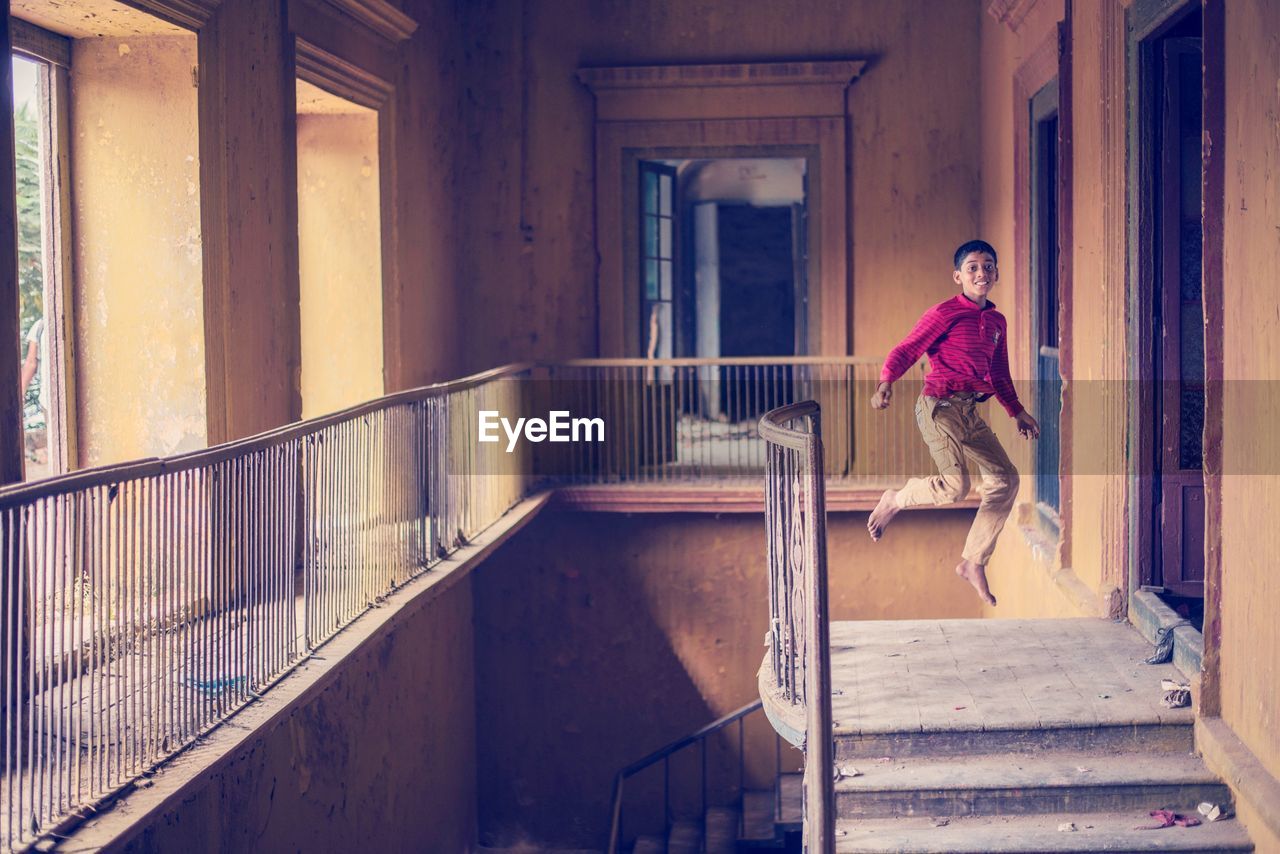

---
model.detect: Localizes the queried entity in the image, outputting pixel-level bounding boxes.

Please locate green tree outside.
[14,101,45,413]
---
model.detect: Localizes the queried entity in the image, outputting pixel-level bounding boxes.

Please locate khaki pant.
[895,393,1019,565]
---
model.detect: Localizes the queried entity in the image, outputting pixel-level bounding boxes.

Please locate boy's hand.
[870,382,893,410]
[1015,411,1040,439]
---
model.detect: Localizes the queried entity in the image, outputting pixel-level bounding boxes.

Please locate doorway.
[639,157,807,421]
[1137,6,1206,608]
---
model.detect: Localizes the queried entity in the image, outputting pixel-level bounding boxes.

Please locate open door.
[1155,36,1206,598]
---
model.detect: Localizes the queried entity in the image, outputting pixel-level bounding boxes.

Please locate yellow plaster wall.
[457,0,983,370]
[1219,0,1280,790]
[475,509,981,848]
[69,36,205,465]
[1061,1,1129,612]
[296,110,384,418]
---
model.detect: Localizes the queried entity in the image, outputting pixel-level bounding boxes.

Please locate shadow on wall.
[472,507,979,848]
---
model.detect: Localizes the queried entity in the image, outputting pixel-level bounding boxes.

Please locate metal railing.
[0,357,919,850]
[0,364,533,850]
[605,700,799,854]
[759,401,834,853]
[534,357,930,485]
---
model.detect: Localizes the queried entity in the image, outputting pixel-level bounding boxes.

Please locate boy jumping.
[866,240,1040,606]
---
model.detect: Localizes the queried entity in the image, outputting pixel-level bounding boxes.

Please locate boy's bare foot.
[955,559,997,606]
[867,489,901,541]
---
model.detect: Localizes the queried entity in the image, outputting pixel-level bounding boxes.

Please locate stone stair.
[629,773,801,853]
[766,619,1256,852]
[832,728,1250,852]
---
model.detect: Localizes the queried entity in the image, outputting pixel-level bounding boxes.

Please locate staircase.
[629,773,798,854]
[629,774,801,853]
[609,699,812,854]
[798,618,1255,853]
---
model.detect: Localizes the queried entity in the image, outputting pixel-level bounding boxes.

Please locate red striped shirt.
[879,294,1024,418]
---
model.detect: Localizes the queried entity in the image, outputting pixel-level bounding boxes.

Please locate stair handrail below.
[759,400,835,853]
[606,699,763,854]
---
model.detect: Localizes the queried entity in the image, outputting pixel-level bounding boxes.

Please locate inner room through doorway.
[640,157,807,420]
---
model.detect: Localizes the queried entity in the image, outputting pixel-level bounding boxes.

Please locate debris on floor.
[1058,822,1077,832]
[1136,809,1201,829]
[1199,801,1232,822]
[1162,682,1192,708]
[1145,620,1191,664]
[834,764,862,780]
[932,818,950,827]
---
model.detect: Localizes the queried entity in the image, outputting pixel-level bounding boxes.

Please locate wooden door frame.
[1199,0,1225,718]
[1013,28,1068,566]
[1126,0,1208,589]
[1125,0,1225,711]
[578,61,865,358]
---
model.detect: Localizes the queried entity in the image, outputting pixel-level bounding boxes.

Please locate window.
[639,161,675,360]
[295,77,385,418]
[1030,79,1061,519]
[10,4,206,471]
[10,38,69,480]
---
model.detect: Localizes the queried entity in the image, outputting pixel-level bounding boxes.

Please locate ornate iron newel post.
[761,401,834,853]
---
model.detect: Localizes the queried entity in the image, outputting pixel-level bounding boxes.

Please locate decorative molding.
[577,60,866,122]
[295,38,393,109]
[577,60,866,91]
[987,0,1042,32]
[321,0,417,44]
[584,58,869,357]
[123,0,221,30]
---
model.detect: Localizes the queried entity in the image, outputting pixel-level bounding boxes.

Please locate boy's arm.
[989,326,1025,418]
[879,307,947,386]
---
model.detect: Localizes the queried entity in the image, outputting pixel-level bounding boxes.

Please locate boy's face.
[954,251,998,302]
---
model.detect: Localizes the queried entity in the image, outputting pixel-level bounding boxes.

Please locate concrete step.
[703,806,739,854]
[632,835,665,854]
[666,820,700,854]
[834,750,1230,818]
[777,772,802,828]
[740,789,781,844]
[834,812,1253,852]
[836,722,1194,761]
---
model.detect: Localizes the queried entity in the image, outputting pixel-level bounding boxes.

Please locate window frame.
[10,17,77,477]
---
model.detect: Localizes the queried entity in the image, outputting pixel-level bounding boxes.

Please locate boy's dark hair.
[953,240,998,269]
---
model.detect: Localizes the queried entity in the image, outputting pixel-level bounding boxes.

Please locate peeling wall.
[455,0,983,370]
[474,509,980,848]
[70,35,206,465]
[974,0,1084,621]
[1219,0,1280,790]
[297,110,384,418]
[120,577,478,854]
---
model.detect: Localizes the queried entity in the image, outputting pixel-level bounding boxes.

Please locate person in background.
[20,316,49,468]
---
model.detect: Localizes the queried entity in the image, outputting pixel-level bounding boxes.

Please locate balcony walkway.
[763,618,1254,852]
